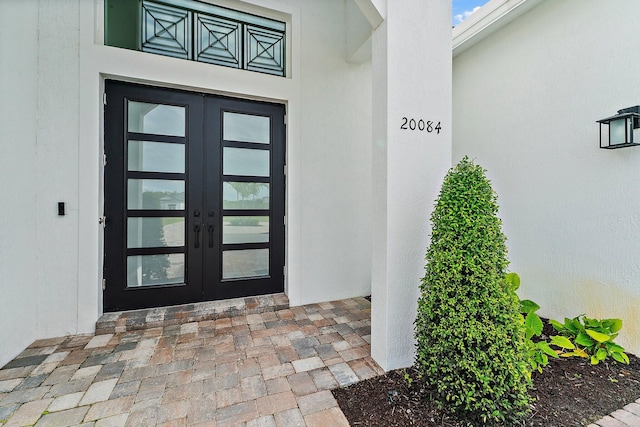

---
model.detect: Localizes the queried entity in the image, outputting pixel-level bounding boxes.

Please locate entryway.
[0,297,376,426]
[103,81,285,312]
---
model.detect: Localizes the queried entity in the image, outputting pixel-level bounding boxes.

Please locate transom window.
[105,0,286,77]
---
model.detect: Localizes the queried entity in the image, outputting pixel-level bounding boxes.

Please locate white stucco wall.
[292,0,373,305]
[453,0,640,356]
[0,0,373,367]
[371,0,452,371]
[0,0,83,368]
[0,0,41,368]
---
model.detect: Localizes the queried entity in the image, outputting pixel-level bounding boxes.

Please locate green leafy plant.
[403,369,414,388]
[506,273,558,373]
[549,315,629,365]
[415,157,531,425]
[505,273,630,369]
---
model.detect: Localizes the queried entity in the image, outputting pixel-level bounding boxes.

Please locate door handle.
[208,224,214,248]
[194,224,201,248]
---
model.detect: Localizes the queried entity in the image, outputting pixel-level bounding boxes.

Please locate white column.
[370,0,452,371]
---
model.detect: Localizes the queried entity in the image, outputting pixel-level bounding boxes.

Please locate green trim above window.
[105,0,286,77]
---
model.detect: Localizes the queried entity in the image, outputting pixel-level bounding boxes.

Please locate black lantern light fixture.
[597,106,640,149]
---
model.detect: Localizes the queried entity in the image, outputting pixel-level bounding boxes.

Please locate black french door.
[103,81,285,312]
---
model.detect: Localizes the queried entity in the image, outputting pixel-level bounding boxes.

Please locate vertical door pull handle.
[194,224,201,248]
[208,224,214,247]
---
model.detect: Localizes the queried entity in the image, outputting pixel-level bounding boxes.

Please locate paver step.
[95,293,289,334]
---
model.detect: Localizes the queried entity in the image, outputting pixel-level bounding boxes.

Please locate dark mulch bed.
[333,320,640,426]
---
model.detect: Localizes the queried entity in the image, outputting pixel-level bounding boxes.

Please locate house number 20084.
[400,117,442,134]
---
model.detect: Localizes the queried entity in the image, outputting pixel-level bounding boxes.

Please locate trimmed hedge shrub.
[415,157,531,425]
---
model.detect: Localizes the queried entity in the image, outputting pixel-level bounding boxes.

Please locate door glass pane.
[223,112,270,144]
[223,249,269,279]
[223,216,269,244]
[128,179,185,210]
[128,217,185,248]
[223,182,269,209]
[128,140,185,173]
[127,253,185,287]
[223,147,269,177]
[128,101,185,136]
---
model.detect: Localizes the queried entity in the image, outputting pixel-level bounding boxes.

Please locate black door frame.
[103,80,285,312]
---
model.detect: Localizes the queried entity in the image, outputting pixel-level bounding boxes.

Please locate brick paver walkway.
[590,401,640,427]
[3,294,638,427]
[0,297,381,426]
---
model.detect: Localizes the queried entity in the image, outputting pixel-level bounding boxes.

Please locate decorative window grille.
[106,0,286,77]
[142,2,191,59]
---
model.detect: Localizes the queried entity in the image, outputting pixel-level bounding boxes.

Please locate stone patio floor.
[2,294,639,427]
[591,404,640,427]
[0,296,381,426]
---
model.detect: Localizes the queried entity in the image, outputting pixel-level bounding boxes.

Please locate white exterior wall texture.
[0,0,83,369]
[0,0,41,371]
[0,0,375,367]
[294,1,373,305]
[371,0,452,371]
[453,0,640,356]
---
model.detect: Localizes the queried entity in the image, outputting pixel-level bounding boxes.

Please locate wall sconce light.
[597,106,640,149]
